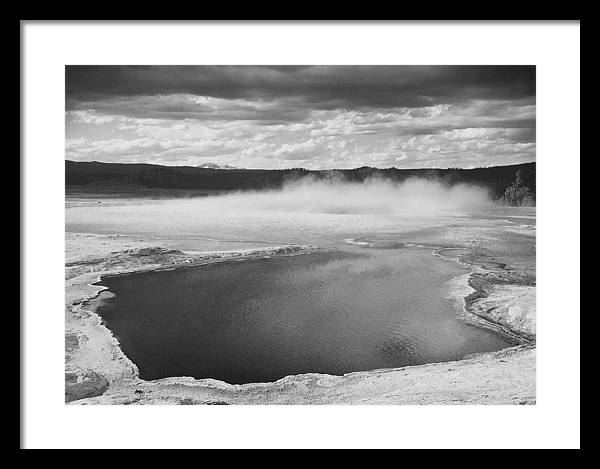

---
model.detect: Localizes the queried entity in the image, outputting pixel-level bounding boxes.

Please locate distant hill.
[65,160,535,201]
[196,163,238,170]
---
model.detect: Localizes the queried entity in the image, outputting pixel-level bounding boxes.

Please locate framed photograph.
[21,20,580,449]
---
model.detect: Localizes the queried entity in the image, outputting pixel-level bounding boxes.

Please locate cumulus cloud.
[65,66,536,169]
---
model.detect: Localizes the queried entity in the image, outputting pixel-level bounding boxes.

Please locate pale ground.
[65,225,536,405]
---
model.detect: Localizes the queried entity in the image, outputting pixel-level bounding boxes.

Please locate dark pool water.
[92,248,511,384]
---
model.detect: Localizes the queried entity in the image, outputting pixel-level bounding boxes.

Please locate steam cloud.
[67,177,494,246]
[211,176,493,216]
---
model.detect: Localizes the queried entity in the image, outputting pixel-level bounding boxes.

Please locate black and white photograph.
[64,65,537,405]
[21,21,580,449]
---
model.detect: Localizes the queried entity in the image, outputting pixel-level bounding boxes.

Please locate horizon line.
[65,159,536,172]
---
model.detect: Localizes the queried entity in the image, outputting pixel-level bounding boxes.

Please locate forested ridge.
[66,160,536,204]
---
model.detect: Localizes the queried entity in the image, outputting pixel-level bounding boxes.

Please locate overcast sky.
[65,65,535,169]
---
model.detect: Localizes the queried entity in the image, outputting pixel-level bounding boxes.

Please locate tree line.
[65,160,536,204]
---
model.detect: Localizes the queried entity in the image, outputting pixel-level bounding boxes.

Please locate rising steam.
[212,176,493,216]
[67,177,494,246]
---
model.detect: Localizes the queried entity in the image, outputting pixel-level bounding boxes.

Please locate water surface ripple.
[93,247,511,384]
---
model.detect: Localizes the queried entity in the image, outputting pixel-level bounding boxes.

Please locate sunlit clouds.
[65,66,535,169]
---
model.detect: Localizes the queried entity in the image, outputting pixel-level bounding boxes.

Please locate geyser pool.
[92,246,512,384]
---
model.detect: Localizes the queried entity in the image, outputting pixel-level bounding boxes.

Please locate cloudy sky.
[65,65,535,169]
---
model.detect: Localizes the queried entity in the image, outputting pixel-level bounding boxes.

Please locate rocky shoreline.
[65,231,536,405]
[435,247,536,344]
